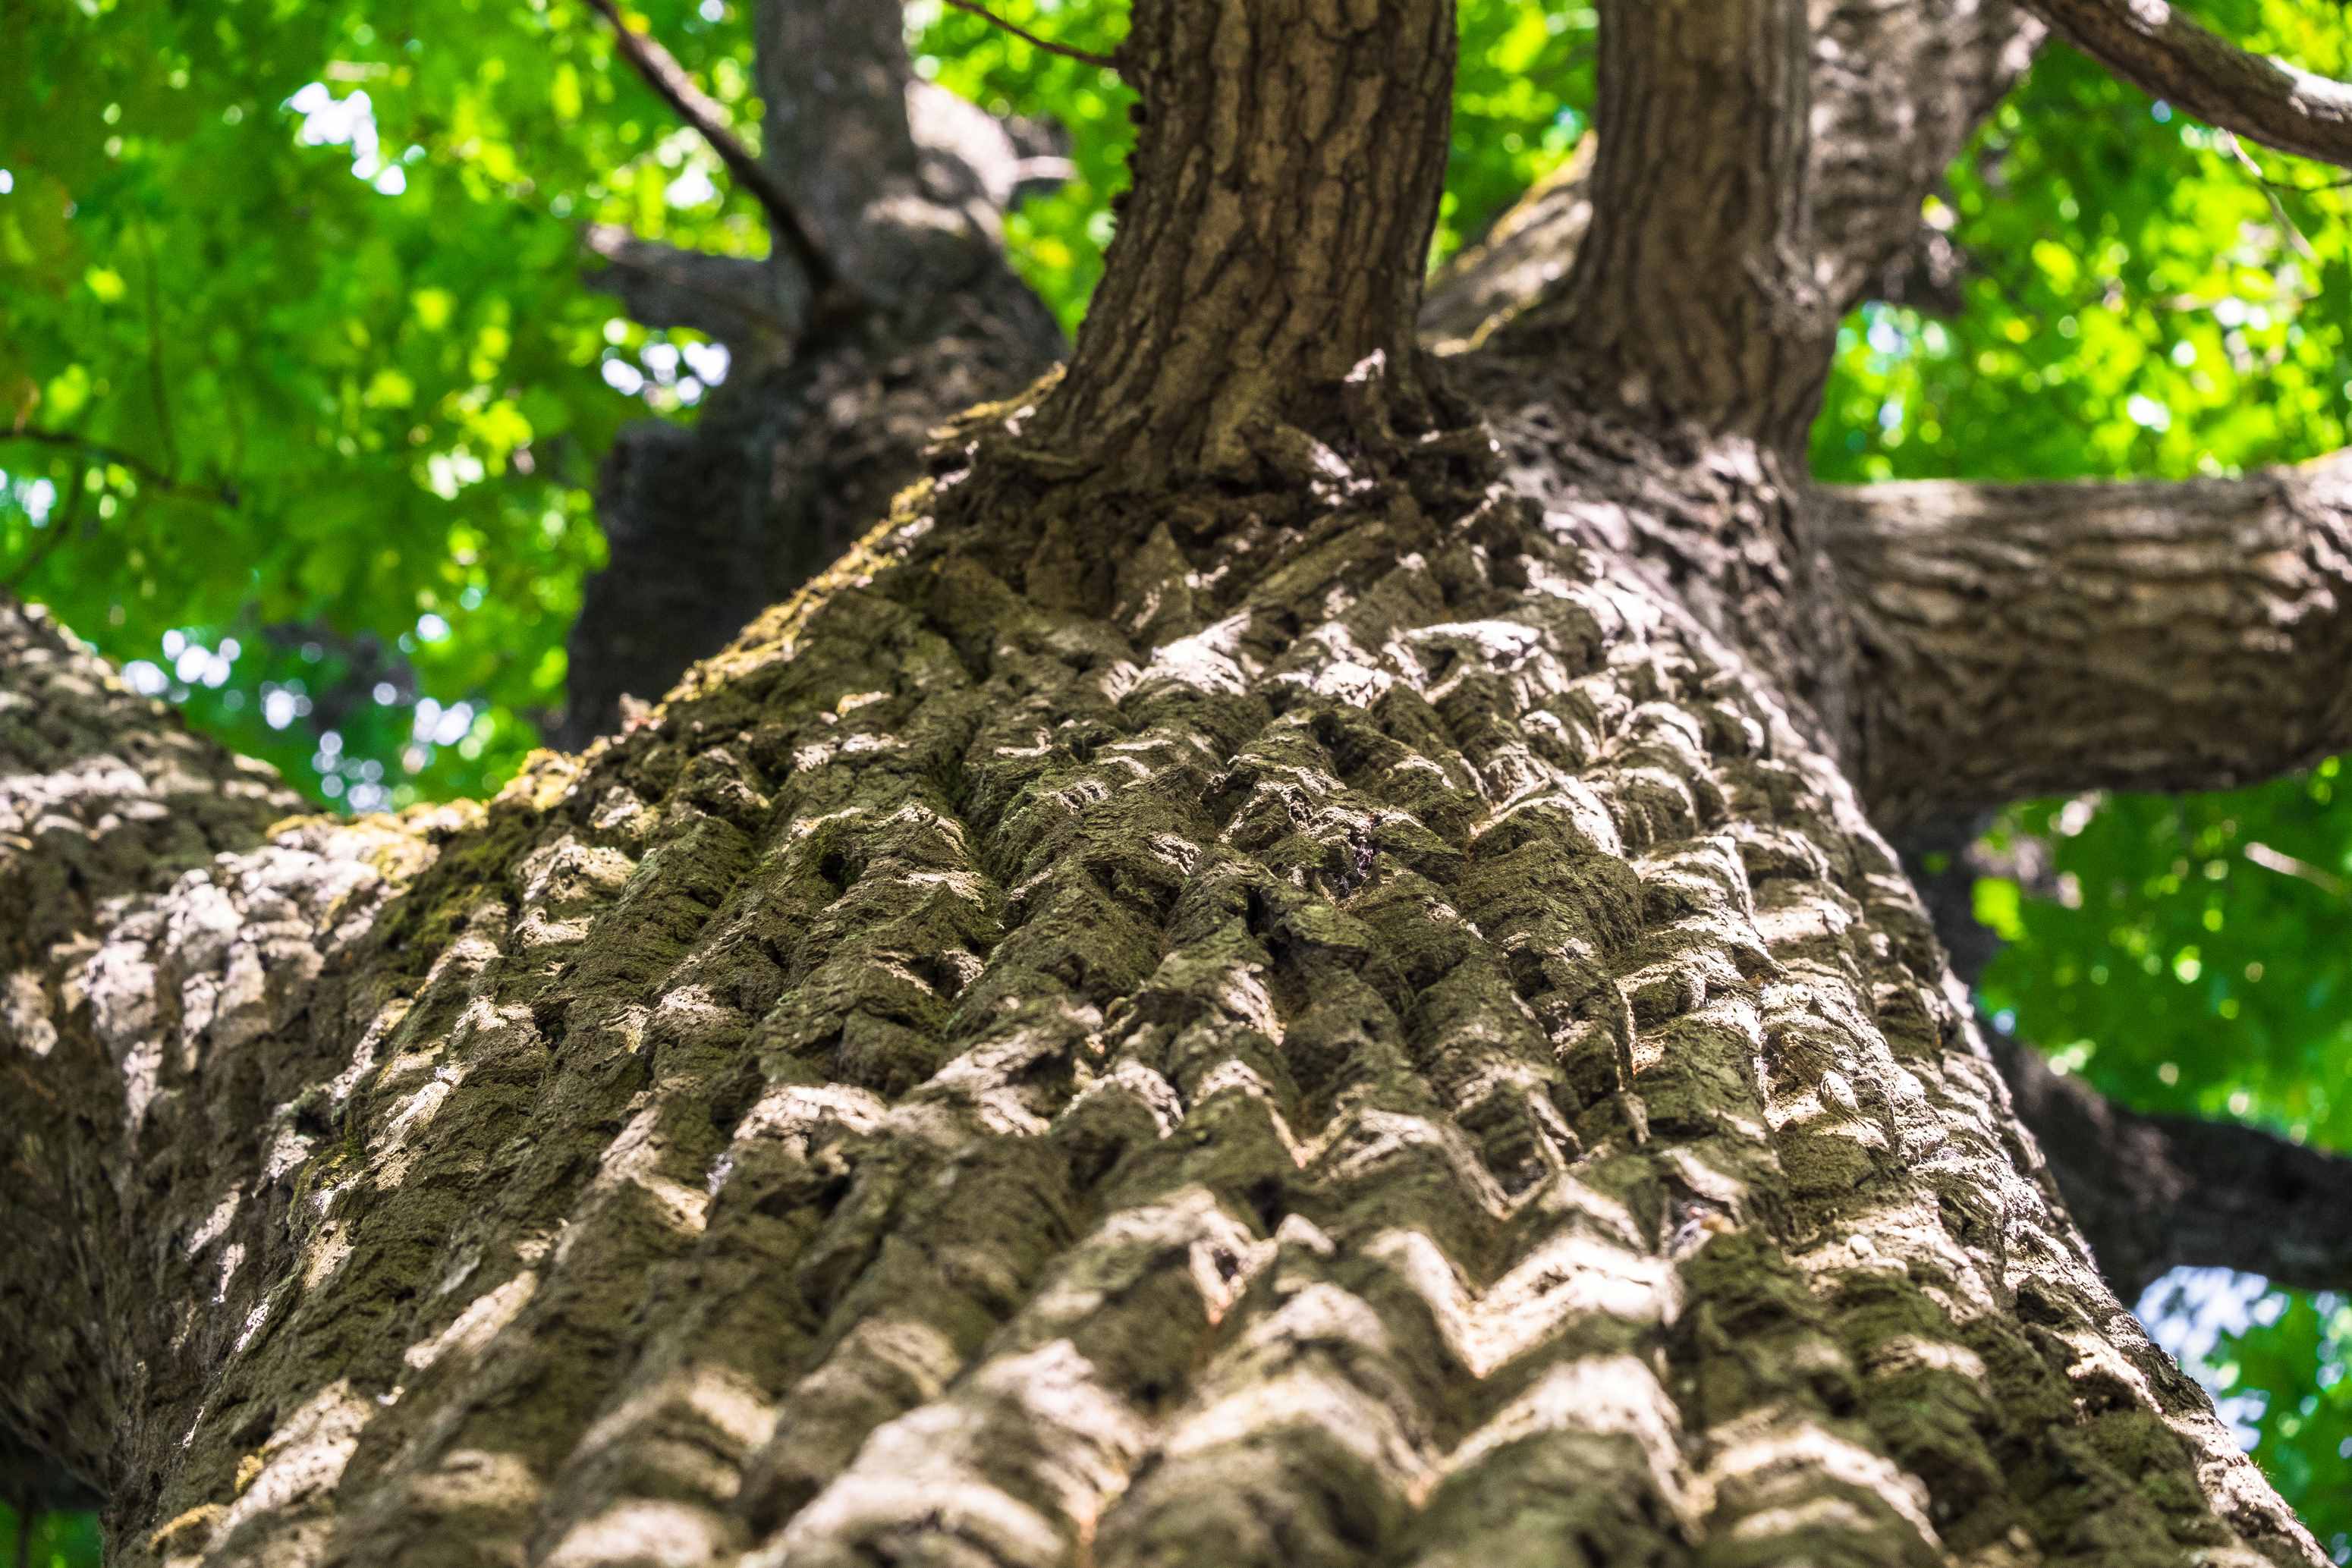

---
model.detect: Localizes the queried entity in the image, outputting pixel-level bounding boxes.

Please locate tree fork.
[4,3,2342,1563]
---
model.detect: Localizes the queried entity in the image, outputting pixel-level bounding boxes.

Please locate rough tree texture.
[1825,460,2352,826]
[2,0,2342,1565]
[561,0,2042,749]
[2,435,2321,1567]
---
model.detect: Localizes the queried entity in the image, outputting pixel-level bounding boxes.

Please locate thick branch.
[1827,456,2352,825]
[584,0,844,300]
[558,0,1069,747]
[1425,158,1974,359]
[752,0,924,289]
[1492,0,1826,446]
[1420,143,1595,355]
[1430,5,2038,367]
[579,226,794,346]
[2027,0,2352,169]
[0,597,297,963]
[1992,1029,2352,1298]
[1809,2,2042,316]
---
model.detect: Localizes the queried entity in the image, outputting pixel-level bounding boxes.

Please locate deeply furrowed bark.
[0,4,2336,1566]
[2,431,2324,1566]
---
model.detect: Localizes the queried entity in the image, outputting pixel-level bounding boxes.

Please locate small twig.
[2244,841,2348,898]
[2,429,236,507]
[940,0,1121,72]
[2254,170,2352,193]
[2228,140,2352,195]
[582,0,849,301]
[2222,131,2320,260]
[134,218,179,476]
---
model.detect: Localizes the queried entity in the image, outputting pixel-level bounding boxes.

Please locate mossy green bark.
[0,409,2324,1562]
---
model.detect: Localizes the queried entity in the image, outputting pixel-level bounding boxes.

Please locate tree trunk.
[0,2,2335,1565]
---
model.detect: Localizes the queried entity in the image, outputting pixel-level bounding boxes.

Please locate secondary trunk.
[0,2,2328,1565]
[557,2,1067,749]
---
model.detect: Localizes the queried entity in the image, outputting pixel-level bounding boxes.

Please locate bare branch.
[132,218,178,476]
[580,225,794,345]
[939,0,1119,73]
[583,0,848,304]
[1825,455,2352,825]
[1,427,236,508]
[2027,0,2352,169]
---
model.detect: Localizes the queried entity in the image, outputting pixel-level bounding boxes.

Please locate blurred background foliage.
[2,0,2347,1557]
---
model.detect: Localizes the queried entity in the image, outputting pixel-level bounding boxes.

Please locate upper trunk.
[1489,0,1832,451]
[1027,0,1457,482]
